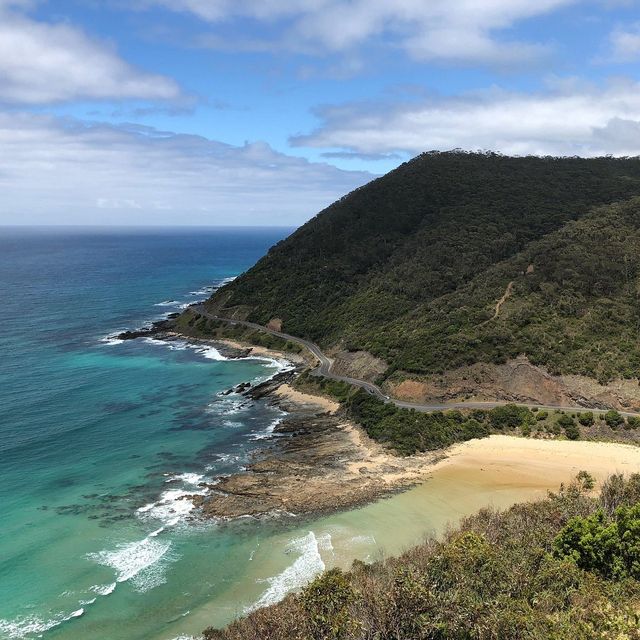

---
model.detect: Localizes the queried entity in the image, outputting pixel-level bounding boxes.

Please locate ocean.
[1,227,570,640]
[0,227,303,639]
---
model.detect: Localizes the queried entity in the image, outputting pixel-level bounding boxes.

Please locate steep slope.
[203,152,640,384]
[386,197,640,382]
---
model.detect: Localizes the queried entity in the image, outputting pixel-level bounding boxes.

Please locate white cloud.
[0,4,180,104]
[291,79,640,157]
[0,112,371,225]
[139,0,577,65]
[609,23,640,61]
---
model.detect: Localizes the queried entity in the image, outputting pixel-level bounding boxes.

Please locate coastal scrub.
[205,474,640,640]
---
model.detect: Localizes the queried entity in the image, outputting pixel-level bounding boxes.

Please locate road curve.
[191,305,640,418]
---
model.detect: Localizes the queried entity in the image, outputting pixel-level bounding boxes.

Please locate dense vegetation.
[202,152,640,382]
[346,391,489,455]
[294,372,640,454]
[205,474,640,640]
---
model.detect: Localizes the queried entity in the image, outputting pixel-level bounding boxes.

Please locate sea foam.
[138,487,206,527]
[87,536,172,593]
[250,417,284,441]
[142,337,228,361]
[0,608,85,639]
[247,531,329,612]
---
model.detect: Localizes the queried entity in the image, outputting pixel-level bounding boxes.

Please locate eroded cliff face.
[328,349,388,383]
[384,355,640,411]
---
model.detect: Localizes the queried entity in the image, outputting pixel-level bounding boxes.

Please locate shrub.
[564,422,580,440]
[578,411,595,426]
[557,415,580,439]
[554,502,640,580]
[300,568,358,640]
[345,391,491,454]
[576,470,595,491]
[488,404,534,430]
[625,416,640,430]
[536,410,548,421]
[557,414,576,429]
[604,410,625,429]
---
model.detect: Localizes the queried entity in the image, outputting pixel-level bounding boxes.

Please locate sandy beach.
[432,434,640,490]
[272,383,340,413]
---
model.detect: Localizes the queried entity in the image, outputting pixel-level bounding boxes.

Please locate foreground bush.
[205,474,640,640]
[555,503,640,580]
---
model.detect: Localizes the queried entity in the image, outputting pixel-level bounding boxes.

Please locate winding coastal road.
[191,304,640,418]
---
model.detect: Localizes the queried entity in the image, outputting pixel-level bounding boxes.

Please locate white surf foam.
[87,475,207,602]
[87,536,172,593]
[165,472,205,486]
[154,300,179,307]
[137,489,205,527]
[188,276,234,297]
[89,582,116,596]
[193,345,227,361]
[247,531,327,612]
[138,473,208,527]
[207,453,244,469]
[210,396,249,416]
[142,337,187,351]
[142,337,228,362]
[0,608,85,639]
[100,334,124,346]
[317,532,334,554]
[189,287,215,296]
[250,417,283,440]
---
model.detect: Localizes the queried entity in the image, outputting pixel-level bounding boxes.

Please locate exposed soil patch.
[385,355,640,412]
[484,280,514,323]
[328,349,388,383]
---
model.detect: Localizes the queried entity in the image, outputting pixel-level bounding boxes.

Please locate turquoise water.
[0,227,299,639]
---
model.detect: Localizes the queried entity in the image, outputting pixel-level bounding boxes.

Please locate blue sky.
[1,0,640,225]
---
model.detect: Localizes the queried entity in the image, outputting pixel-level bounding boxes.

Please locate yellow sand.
[433,434,640,488]
[273,383,340,414]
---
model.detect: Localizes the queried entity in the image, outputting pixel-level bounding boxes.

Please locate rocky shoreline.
[189,369,439,521]
[116,319,439,521]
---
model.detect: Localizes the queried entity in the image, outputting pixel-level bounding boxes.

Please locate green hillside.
[204,152,640,382]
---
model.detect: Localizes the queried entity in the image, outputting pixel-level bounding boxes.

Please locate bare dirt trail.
[482,280,514,324]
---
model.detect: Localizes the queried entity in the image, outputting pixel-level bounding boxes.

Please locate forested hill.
[203,152,640,382]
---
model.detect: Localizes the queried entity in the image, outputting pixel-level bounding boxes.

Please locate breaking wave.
[247,531,331,612]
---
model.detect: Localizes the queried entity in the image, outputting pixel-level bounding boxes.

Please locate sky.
[2,0,640,225]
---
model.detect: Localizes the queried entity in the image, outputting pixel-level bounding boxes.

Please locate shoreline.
[191,376,441,520]
[119,325,441,520]
[117,325,640,523]
[116,326,418,520]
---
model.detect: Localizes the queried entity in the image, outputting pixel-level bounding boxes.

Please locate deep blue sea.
[0,227,302,639]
